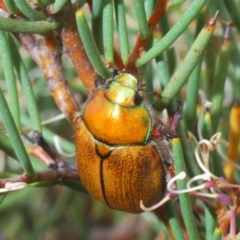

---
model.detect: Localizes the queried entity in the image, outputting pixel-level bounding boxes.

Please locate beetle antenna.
[137,83,162,99]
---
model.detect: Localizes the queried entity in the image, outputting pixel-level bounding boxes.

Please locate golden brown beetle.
[74,73,179,213]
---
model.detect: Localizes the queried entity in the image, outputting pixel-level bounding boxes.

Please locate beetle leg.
[166,162,176,179]
[92,74,106,92]
[168,109,182,133]
[93,69,121,93]
[151,110,181,140]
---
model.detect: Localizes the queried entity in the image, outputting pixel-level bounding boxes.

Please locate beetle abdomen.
[75,118,166,213]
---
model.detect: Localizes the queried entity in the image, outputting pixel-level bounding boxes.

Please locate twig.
[59,0,98,93]
[0,166,79,188]
[16,32,80,123]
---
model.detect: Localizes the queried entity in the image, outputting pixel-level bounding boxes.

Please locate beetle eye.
[134,92,143,105]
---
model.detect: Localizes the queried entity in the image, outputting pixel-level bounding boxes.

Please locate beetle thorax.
[81,73,152,146]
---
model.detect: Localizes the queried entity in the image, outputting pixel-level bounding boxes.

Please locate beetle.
[74,73,179,213]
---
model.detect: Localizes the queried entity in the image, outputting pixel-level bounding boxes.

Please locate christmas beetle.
[74,73,179,213]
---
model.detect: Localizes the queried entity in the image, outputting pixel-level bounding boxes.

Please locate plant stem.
[0,88,35,177]
[135,0,207,67]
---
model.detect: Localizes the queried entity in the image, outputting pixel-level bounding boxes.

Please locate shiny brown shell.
[74,73,166,213]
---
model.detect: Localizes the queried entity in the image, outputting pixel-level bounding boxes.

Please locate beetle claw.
[151,108,182,140]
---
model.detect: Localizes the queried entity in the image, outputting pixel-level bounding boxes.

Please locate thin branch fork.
[126,0,168,74]
[0,131,80,189]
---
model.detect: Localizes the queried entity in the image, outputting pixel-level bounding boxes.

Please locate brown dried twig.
[16,32,80,124]
[0,166,79,188]
[0,131,79,189]
[59,0,98,93]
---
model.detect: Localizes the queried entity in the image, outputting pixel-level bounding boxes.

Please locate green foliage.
[0,0,240,239]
